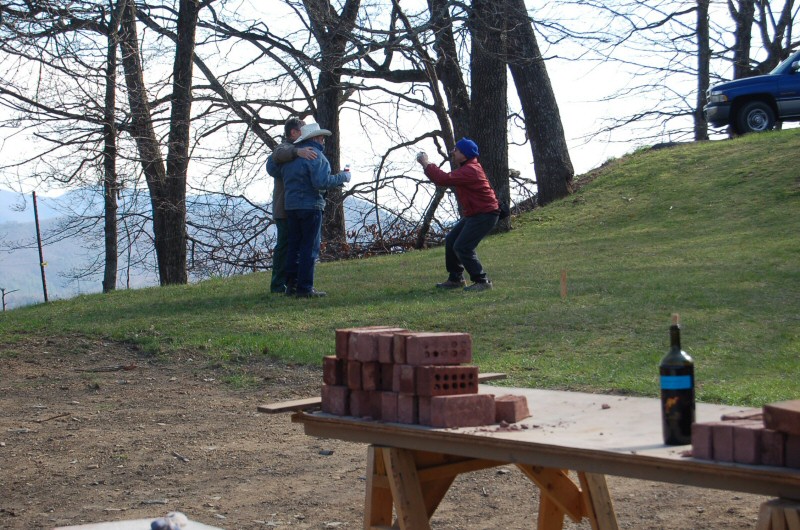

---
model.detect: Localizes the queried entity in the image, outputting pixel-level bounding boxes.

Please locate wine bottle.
[660,313,695,445]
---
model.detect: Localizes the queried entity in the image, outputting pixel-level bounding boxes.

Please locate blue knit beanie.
[455,137,479,159]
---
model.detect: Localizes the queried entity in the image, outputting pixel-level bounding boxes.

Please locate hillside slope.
[2,130,798,406]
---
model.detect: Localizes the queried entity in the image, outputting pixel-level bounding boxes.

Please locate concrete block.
[691,422,714,460]
[764,400,800,436]
[405,332,472,365]
[346,360,362,390]
[361,362,380,391]
[415,365,479,396]
[397,393,418,424]
[322,356,346,386]
[494,394,531,423]
[425,394,496,428]
[321,385,349,416]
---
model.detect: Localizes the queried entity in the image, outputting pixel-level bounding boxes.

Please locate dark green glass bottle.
[659,314,695,445]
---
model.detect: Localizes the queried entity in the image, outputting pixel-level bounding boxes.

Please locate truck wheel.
[736,101,775,133]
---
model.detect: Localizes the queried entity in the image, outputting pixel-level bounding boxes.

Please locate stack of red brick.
[321,326,530,428]
[692,399,800,467]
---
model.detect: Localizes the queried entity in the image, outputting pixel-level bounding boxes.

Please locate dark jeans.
[270,218,288,293]
[445,212,498,283]
[285,209,323,294]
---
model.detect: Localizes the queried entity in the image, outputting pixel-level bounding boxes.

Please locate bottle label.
[660,375,692,390]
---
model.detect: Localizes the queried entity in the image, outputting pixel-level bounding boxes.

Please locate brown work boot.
[464,280,493,292]
[436,279,466,289]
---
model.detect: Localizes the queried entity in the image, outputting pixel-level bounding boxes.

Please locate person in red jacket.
[416,138,500,291]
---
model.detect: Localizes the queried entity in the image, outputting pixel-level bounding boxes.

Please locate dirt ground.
[0,335,770,529]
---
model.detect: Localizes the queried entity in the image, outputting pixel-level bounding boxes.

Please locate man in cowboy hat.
[416,137,500,291]
[266,116,318,294]
[268,122,350,298]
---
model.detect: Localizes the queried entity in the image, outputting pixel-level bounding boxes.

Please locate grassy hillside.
[2,130,799,407]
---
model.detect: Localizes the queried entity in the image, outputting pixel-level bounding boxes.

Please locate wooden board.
[256,372,507,413]
[294,386,800,499]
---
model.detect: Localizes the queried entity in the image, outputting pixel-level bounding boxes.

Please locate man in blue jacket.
[267,123,350,297]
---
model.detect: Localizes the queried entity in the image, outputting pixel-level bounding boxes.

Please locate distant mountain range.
[0,188,401,310]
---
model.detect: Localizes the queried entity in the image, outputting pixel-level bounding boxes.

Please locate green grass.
[2,130,799,407]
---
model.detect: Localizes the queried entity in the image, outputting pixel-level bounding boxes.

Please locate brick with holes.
[414,365,479,396]
[404,332,472,366]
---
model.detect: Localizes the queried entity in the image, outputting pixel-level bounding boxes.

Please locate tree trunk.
[470,0,511,232]
[695,0,710,141]
[505,0,573,207]
[102,0,126,293]
[119,0,196,285]
[303,0,360,252]
[730,0,755,78]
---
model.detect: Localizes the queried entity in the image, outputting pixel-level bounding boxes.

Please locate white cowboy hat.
[294,122,332,143]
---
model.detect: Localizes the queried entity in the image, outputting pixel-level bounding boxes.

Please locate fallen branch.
[75,364,137,373]
[36,412,70,423]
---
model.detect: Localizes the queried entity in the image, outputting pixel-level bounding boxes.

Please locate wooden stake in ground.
[560,269,567,299]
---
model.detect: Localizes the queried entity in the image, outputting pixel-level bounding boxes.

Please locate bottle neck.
[670,324,681,349]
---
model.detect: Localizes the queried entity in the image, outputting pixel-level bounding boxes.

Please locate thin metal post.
[32,191,49,303]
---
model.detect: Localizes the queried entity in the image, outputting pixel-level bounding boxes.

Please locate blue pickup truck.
[704,50,800,134]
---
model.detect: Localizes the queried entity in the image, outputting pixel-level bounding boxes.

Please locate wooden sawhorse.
[364,445,619,530]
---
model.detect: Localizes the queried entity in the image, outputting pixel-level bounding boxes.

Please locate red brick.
[361,362,380,391]
[786,435,800,468]
[350,390,373,418]
[415,366,479,396]
[418,396,432,426]
[691,422,714,460]
[425,394,496,428]
[350,327,407,362]
[721,409,763,421]
[380,392,399,423]
[346,360,362,390]
[733,421,766,465]
[321,385,349,416]
[377,333,395,364]
[379,363,395,391]
[404,332,472,365]
[392,331,416,364]
[761,429,786,466]
[397,365,416,394]
[711,422,736,462]
[335,326,405,360]
[494,394,531,423]
[397,394,418,424]
[322,356,346,386]
[764,400,800,436]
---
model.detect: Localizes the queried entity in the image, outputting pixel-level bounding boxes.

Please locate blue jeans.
[445,213,498,283]
[285,209,323,293]
[270,218,288,293]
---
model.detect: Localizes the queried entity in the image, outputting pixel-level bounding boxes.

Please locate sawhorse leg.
[756,499,800,530]
[517,465,619,530]
[364,445,619,530]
